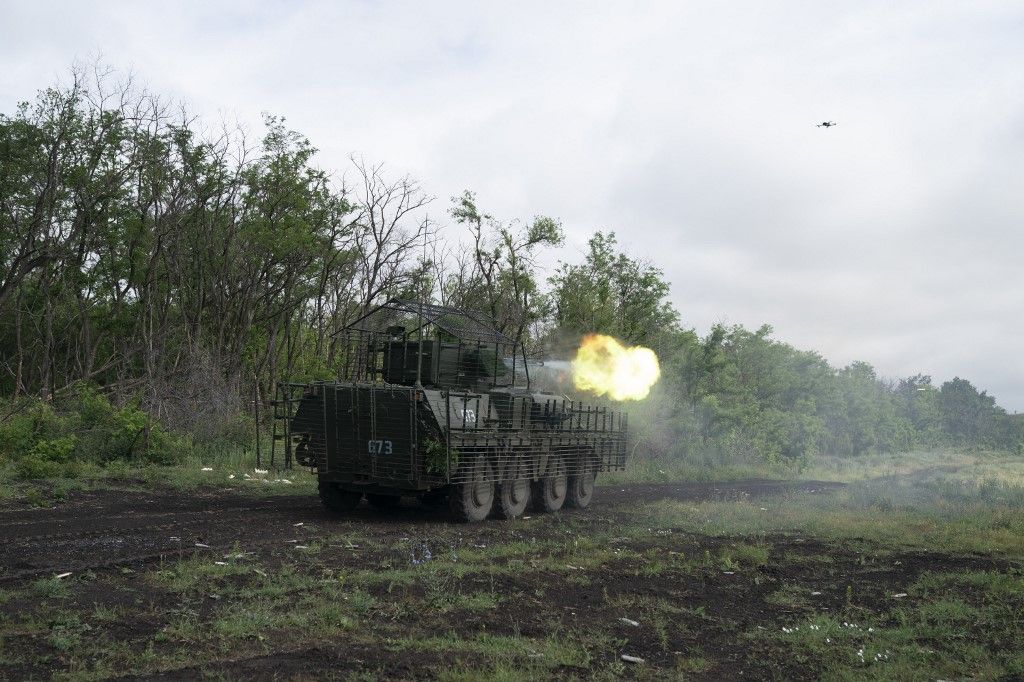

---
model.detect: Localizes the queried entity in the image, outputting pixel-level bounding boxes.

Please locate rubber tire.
[496,478,531,519]
[318,482,362,513]
[295,440,315,468]
[366,493,401,509]
[449,458,495,522]
[566,471,596,509]
[531,456,567,513]
[295,435,323,468]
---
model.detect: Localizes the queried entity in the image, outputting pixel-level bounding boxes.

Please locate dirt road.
[11,477,1007,680]
[0,480,841,583]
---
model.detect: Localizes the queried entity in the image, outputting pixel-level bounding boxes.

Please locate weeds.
[47,614,88,653]
[630,467,1024,559]
[728,541,770,568]
[31,576,70,600]
[2,450,1023,680]
[757,572,1024,681]
[151,556,252,594]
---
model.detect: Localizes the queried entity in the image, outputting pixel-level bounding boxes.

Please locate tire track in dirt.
[0,501,321,539]
[0,479,843,584]
[0,498,327,583]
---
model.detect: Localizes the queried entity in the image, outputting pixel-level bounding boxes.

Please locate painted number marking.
[367,440,393,455]
[460,408,476,422]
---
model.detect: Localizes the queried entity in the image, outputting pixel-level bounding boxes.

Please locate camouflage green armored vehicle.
[271,300,628,521]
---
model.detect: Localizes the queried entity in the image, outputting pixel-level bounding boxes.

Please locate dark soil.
[0,480,840,583]
[0,478,1012,680]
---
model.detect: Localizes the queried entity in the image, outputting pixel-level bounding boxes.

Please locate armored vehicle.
[271,300,628,521]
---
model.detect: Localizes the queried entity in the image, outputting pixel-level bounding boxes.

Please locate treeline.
[1,66,1021,471]
[0,67,438,438]
[550,234,1024,463]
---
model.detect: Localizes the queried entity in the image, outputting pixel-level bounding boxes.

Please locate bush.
[16,455,77,480]
[75,389,148,462]
[0,401,67,461]
[15,436,79,479]
[0,387,188,477]
[71,387,184,465]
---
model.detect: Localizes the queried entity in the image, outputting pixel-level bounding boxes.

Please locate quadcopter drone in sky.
[816,121,838,128]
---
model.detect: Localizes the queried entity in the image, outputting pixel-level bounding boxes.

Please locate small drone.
[816,121,838,128]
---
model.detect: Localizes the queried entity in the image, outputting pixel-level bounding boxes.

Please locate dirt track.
[0,480,841,583]
[5,477,1011,680]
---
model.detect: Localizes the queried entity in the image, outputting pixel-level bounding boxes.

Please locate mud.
[0,478,1010,680]
[0,480,839,583]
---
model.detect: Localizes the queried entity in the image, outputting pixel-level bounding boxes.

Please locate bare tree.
[349,157,434,314]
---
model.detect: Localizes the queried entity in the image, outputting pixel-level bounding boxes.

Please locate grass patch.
[675,655,713,674]
[723,541,771,569]
[31,576,71,599]
[0,444,316,507]
[438,663,550,682]
[47,614,89,653]
[397,632,595,670]
[765,584,819,609]
[800,450,1002,483]
[754,569,1024,680]
[629,467,1024,559]
[151,556,252,594]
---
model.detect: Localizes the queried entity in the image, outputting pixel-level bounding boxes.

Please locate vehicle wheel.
[318,482,362,513]
[366,493,401,509]
[449,458,495,522]
[496,478,531,519]
[566,470,596,509]
[531,456,567,513]
[295,435,322,468]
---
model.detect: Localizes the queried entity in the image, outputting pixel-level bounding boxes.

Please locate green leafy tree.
[448,190,563,342]
[549,231,679,348]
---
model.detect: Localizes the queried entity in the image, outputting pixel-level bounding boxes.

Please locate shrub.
[0,401,67,461]
[74,389,148,462]
[70,386,184,465]
[197,412,254,450]
[16,436,79,479]
[423,438,458,476]
[27,435,77,461]
[0,387,188,475]
[15,456,58,480]
[143,427,184,465]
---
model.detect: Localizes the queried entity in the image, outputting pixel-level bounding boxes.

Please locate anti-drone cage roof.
[342,299,512,345]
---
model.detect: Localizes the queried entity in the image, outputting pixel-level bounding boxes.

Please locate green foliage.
[545,233,1022,466]
[641,320,1018,465]
[0,401,61,458]
[0,389,184,478]
[448,190,564,339]
[423,438,458,476]
[549,231,679,349]
[17,435,78,479]
[726,541,770,568]
[1,64,1021,479]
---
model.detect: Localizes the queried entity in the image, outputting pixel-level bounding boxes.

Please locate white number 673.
[367,440,393,455]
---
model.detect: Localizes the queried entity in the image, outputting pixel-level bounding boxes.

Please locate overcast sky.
[2,1,1022,410]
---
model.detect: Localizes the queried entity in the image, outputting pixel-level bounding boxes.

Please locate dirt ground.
[0,480,839,585]
[0,479,1014,680]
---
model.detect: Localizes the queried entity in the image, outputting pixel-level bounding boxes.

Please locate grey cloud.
[2,0,1021,409]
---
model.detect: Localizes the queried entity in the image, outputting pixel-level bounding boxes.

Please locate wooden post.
[254,373,261,469]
